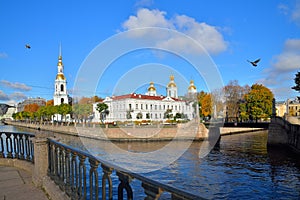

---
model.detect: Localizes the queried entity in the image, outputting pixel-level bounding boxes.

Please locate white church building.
[92,75,198,123]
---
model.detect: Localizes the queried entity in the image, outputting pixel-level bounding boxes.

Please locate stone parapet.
[268,117,300,154]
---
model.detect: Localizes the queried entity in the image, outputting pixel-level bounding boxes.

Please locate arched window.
[60,84,64,92]
[61,98,64,104]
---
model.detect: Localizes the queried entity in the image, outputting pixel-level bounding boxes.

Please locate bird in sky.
[25,44,31,49]
[247,58,260,67]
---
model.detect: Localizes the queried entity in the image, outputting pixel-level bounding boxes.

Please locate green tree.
[72,104,93,123]
[244,84,274,121]
[292,71,300,98]
[136,112,143,119]
[58,103,72,122]
[164,109,173,119]
[96,103,109,123]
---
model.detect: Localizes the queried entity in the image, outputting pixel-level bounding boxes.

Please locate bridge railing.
[48,138,202,200]
[0,131,34,162]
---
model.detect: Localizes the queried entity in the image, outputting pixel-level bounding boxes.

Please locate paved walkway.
[0,166,49,200]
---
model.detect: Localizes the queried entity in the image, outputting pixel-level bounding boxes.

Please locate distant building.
[93,76,198,123]
[16,97,46,112]
[275,101,287,117]
[287,98,300,117]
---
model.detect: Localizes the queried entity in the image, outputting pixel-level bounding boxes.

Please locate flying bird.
[247,58,260,67]
[25,44,31,49]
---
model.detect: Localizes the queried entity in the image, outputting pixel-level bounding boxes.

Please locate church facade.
[92,75,198,123]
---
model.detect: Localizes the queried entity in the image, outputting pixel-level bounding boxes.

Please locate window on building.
[141,104,143,110]
[61,98,64,104]
[146,104,148,110]
[60,84,64,92]
[136,104,138,109]
[129,104,132,110]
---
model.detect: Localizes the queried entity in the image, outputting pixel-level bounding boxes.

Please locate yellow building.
[287,99,300,117]
[275,101,287,117]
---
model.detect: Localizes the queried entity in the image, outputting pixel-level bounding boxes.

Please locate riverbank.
[4,121,266,141]
[4,120,209,141]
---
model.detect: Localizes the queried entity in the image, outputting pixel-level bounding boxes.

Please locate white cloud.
[0,90,9,101]
[261,39,300,100]
[271,39,300,72]
[122,8,227,55]
[10,92,27,101]
[123,9,172,29]
[0,52,8,59]
[291,0,300,24]
[279,0,300,26]
[0,80,32,91]
[134,0,154,8]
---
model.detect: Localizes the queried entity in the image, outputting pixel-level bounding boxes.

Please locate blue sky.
[1,0,300,105]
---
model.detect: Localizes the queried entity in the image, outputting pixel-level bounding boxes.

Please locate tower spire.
[59,42,62,57]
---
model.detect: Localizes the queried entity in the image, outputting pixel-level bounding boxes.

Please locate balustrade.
[0,131,202,199]
[0,132,34,162]
[48,138,202,199]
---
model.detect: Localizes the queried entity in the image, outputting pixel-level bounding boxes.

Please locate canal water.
[2,125,300,199]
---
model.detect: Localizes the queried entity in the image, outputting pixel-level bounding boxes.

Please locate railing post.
[117,171,133,200]
[272,98,276,118]
[32,132,49,187]
[101,164,113,200]
[142,182,163,200]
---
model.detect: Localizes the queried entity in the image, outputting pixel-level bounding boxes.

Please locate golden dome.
[148,82,156,91]
[188,85,196,90]
[188,80,196,90]
[56,73,65,80]
[168,82,177,87]
[167,75,177,87]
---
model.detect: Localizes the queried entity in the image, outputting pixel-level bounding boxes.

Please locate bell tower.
[166,75,178,98]
[53,45,68,106]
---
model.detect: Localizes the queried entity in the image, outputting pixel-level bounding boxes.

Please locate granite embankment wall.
[268,117,300,153]
[5,121,209,141]
[5,121,266,141]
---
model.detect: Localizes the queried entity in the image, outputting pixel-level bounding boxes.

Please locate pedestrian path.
[0,165,49,200]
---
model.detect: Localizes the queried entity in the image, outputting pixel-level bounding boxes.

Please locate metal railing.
[0,132,34,162]
[48,138,203,200]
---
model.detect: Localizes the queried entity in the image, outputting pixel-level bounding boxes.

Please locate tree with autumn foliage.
[224,80,250,119]
[243,84,274,121]
[197,91,207,118]
[201,93,212,118]
[23,103,40,113]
